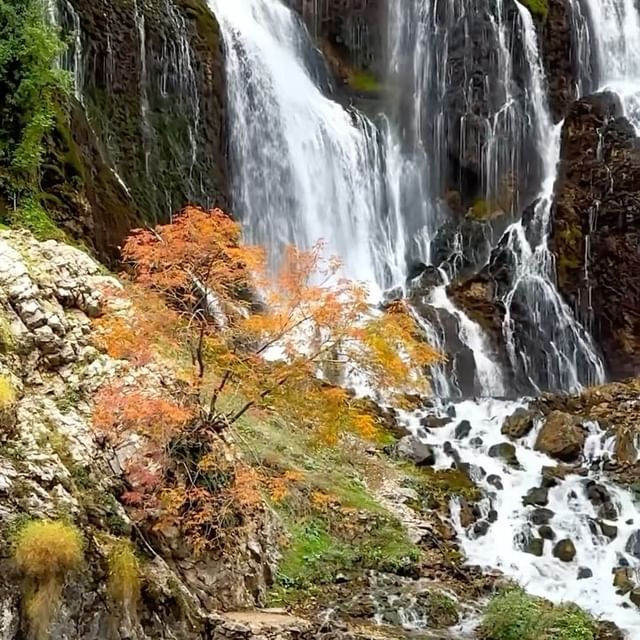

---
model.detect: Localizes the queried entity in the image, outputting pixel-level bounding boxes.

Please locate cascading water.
[581,0,640,129]
[495,3,605,393]
[209,0,406,292]
[212,0,640,631]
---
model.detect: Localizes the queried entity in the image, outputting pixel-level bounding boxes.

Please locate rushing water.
[582,0,640,129]
[206,0,640,630]
[208,0,407,292]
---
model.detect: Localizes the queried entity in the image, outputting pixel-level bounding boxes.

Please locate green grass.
[481,589,594,640]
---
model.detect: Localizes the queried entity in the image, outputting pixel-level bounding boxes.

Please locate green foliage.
[4,195,68,241]
[107,540,141,622]
[481,589,594,640]
[0,374,16,410]
[275,515,419,590]
[0,0,70,191]
[520,0,549,20]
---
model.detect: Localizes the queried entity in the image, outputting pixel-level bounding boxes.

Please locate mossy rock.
[520,0,549,20]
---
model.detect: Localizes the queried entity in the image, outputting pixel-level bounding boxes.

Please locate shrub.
[107,540,141,623]
[481,589,595,640]
[13,520,84,639]
[0,375,15,409]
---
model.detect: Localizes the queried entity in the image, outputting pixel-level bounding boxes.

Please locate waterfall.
[582,0,640,129]
[209,0,406,292]
[498,4,605,392]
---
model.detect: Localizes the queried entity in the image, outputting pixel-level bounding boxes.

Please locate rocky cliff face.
[551,92,640,378]
[44,0,228,263]
[0,232,278,639]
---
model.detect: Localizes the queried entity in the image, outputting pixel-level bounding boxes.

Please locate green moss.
[406,467,481,512]
[520,0,549,20]
[481,589,594,640]
[348,70,383,94]
[468,198,503,221]
[0,315,14,353]
[3,196,68,242]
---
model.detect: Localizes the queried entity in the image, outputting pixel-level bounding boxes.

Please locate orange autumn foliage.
[118,206,442,441]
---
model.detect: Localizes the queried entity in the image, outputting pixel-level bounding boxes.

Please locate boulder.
[487,474,503,490]
[454,420,472,439]
[613,567,635,594]
[539,525,555,540]
[524,537,544,557]
[488,442,520,468]
[531,508,555,525]
[502,408,537,439]
[578,567,593,580]
[599,520,618,540]
[553,538,576,562]
[522,487,549,507]
[625,530,640,559]
[390,436,436,467]
[473,520,490,537]
[535,411,585,462]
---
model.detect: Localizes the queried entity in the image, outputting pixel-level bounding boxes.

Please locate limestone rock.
[535,411,585,462]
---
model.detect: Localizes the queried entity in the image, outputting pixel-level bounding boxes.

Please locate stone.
[419,415,450,429]
[487,474,503,490]
[454,419,472,439]
[613,567,635,594]
[585,481,611,506]
[599,502,619,521]
[553,538,576,562]
[630,588,640,608]
[487,509,498,523]
[551,92,640,377]
[577,567,593,580]
[501,408,537,439]
[599,520,618,540]
[390,436,436,467]
[535,411,586,462]
[539,525,556,540]
[473,520,490,537]
[488,442,520,468]
[522,487,549,507]
[524,537,544,557]
[470,437,484,447]
[625,531,640,559]
[531,508,555,525]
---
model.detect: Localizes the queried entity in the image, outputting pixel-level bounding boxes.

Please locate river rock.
[599,502,619,521]
[625,530,640,559]
[553,538,576,562]
[535,411,586,462]
[531,508,554,525]
[501,408,537,439]
[578,567,593,580]
[487,474,503,490]
[473,520,490,537]
[454,420,472,439]
[630,588,640,608]
[596,620,626,640]
[613,567,635,594]
[539,525,556,540]
[390,436,436,467]
[524,537,544,557]
[522,486,549,507]
[470,436,484,447]
[420,415,450,429]
[585,481,612,506]
[488,442,520,468]
[599,520,618,540]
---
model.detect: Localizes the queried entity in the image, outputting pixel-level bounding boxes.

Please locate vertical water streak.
[210,0,406,292]
[499,5,605,392]
[582,0,640,129]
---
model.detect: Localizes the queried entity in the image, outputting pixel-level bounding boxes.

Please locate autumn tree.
[121,206,442,437]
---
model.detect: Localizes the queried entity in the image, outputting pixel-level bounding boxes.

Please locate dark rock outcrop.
[551,92,640,378]
[45,0,228,262]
